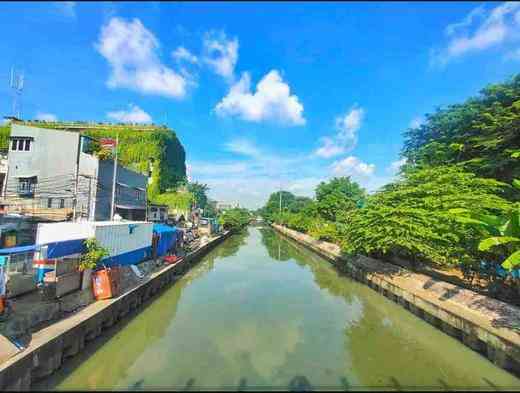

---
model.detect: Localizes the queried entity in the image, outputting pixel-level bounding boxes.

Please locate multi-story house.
[2,123,147,222]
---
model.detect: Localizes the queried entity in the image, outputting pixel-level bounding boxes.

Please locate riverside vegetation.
[260,73,520,304]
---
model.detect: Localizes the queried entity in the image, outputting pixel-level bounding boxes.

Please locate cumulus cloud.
[172,46,198,64]
[202,31,239,81]
[35,112,58,122]
[95,17,188,99]
[431,2,520,67]
[314,106,364,158]
[331,156,375,178]
[215,70,306,126]
[107,104,152,123]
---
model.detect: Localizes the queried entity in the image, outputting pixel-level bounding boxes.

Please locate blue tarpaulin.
[45,239,86,259]
[0,244,37,255]
[153,224,178,257]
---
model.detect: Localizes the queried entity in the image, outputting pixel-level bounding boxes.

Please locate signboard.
[100,138,118,151]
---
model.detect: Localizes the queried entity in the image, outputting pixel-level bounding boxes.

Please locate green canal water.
[36,227,520,390]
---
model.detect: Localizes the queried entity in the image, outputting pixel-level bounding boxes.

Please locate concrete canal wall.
[272,224,520,378]
[0,232,231,391]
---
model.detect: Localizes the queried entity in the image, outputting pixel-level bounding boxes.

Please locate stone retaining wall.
[0,232,231,390]
[272,224,520,378]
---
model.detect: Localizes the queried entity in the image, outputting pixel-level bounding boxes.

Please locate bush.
[340,166,511,267]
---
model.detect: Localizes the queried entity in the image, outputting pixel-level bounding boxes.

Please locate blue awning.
[153,224,177,234]
[0,244,37,255]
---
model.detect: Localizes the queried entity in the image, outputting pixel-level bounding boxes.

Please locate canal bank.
[0,231,231,391]
[29,228,520,390]
[272,223,520,378]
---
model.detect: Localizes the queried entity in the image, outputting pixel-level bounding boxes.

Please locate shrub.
[340,166,511,267]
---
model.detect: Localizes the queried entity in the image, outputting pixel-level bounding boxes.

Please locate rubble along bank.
[271,223,520,378]
[0,231,231,391]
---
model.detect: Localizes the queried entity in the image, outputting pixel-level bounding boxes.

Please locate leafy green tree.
[402,74,520,183]
[315,177,366,221]
[187,182,209,210]
[341,166,511,267]
[450,180,520,270]
[218,208,251,231]
[260,191,298,222]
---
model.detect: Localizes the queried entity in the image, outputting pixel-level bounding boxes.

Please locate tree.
[341,166,511,267]
[450,180,520,271]
[218,208,251,231]
[315,177,366,221]
[402,74,520,184]
[187,182,209,210]
[260,191,298,222]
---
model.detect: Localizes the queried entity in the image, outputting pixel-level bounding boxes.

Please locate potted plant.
[80,238,109,291]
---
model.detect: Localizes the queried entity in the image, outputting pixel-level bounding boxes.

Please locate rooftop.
[7,118,169,132]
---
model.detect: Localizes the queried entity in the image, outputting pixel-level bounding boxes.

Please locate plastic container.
[93,269,113,300]
[164,255,179,265]
[92,267,121,300]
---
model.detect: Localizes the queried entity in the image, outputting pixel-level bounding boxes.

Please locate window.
[8,252,34,275]
[59,198,65,209]
[17,177,37,196]
[47,198,53,208]
[10,137,33,152]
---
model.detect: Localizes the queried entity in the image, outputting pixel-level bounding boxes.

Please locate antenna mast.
[9,67,24,119]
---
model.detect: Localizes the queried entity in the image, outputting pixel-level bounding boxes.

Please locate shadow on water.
[31,295,161,391]
[288,375,313,391]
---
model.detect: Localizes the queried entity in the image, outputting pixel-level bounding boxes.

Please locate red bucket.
[164,255,179,265]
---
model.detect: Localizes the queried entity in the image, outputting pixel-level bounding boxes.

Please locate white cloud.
[202,31,239,81]
[191,138,387,209]
[54,1,76,18]
[409,116,425,129]
[215,70,306,126]
[314,106,364,158]
[387,158,407,174]
[106,104,152,123]
[225,139,262,157]
[331,156,375,178]
[314,137,345,159]
[95,17,188,99]
[172,46,198,64]
[35,112,57,122]
[431,2,520,67]
[444,5,486,37]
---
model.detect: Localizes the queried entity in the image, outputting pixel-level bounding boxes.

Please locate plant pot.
[81,268,93,291]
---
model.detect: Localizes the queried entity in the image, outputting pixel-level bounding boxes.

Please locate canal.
[35,227,520,390]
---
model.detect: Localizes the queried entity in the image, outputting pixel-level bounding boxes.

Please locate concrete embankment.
[272,223,520,377]
[0,231,231,391]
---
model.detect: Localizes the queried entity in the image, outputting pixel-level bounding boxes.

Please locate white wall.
[94,222,153,256]
[36,222,94,245]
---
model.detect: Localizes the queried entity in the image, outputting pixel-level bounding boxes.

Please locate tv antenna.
[9,67,24,119]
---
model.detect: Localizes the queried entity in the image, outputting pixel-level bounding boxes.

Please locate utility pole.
[110,134,119,220]
[279,184,282,214]
[72,135,82,221]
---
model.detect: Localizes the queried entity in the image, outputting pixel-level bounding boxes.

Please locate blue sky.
[1,2,520,208]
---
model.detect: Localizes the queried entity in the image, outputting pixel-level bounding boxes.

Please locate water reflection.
[41,228,520,391]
